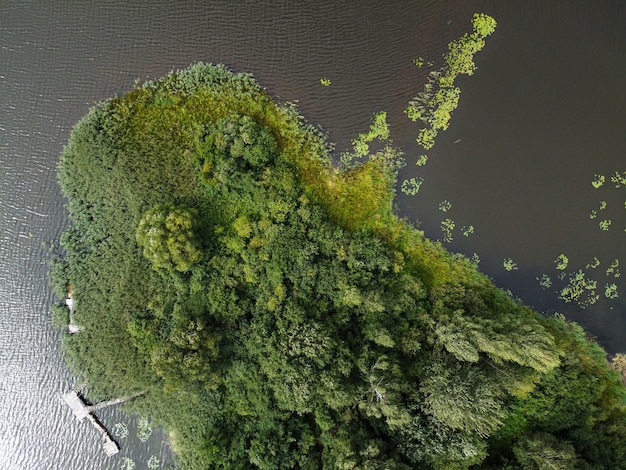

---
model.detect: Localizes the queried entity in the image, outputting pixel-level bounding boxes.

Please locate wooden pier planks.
[62,389,120,456]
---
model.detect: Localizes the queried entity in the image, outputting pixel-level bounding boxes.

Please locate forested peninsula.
[52,59,626,468]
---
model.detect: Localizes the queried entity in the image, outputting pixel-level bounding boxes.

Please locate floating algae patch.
[503,258,518,272]
[589,209,597,220]
[438,200,452,212]
[440,218,455,242]
[470,252,480,267]
[537,274,552,289]
[147,456,160,469]
[559,269,599,309]
[405,14,496,152]
[611,170,626,188]
[121,457,136,470]
[607,259,620,278]
[605,283,619,299]
[555,254,569,270]
[592,174,605,188]
[416,154,428,166]
[137,416,153,443]
[586,257,600,269]
[113,422,129,440]
[461,225,474,237]
[599,219,612,231]
[401,177,424,195]
[341,111,392,166]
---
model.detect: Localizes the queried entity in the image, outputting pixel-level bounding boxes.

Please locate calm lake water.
[1,1,625,468]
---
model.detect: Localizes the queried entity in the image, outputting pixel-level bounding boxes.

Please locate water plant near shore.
[401,176,423,195]
[113,422,129,440]
[406,13,496,153]
[340,111,392,167]
[137,417,153,443]
[121,458,135,470]
[440,218,455,242]
[559,269,598,308]
[147,456,160,469]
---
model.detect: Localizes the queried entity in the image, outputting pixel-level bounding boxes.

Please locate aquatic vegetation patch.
[559,269,598,309]
[537,274,552,289]
[406,14,496,152]
[592,174,605,188]
[147,456,160,469]
[416,154,428,166]
[341,112,391,165]
[113,422,129,440]
[120,457,135,470]
[413,57,424,67]
[599,219,611,231]
[606,259,620,278]
[503,258,518,272]
[137,416,152,443]
[438,200,452,212]
[461,225,475,237]
[401,176,424,195]
[555,254,569,270]
[586,257,600,269]
[589,210,597,220]
[605,283,619,299]
[470,252,480,266]
[611,171,626,188]
[319,78,331,86]
[440,218,455,242]
[599,200,607,210]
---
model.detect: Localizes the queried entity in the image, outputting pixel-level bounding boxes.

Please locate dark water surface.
[1,1,625,468]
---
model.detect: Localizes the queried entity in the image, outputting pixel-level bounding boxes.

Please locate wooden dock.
[62,387,145,457]
[62,389,120,456]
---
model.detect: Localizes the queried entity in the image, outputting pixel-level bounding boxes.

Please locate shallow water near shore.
[1,1,625,468]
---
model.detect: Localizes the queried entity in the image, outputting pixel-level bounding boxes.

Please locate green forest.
[52,30,626,469]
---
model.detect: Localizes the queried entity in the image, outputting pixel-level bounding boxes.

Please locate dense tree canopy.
[136,203,202,273]
[53,61,626,469]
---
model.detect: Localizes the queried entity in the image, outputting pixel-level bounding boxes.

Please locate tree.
[136,203,202,272]
[513,433,579,470]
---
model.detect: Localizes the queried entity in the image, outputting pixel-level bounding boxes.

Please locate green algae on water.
[503,258,518,272]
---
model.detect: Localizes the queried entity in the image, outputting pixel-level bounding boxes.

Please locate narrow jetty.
[62,386,145,456]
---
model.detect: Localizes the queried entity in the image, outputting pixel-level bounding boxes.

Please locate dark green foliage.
[52,62,626,469]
